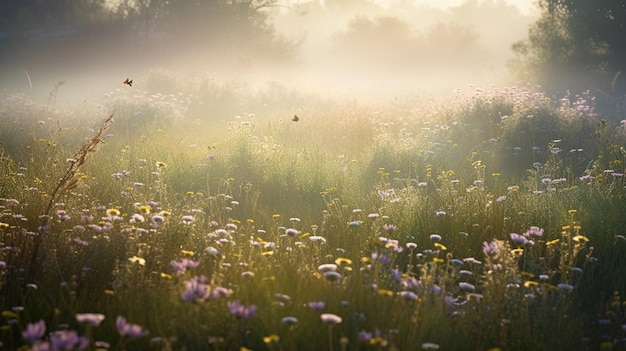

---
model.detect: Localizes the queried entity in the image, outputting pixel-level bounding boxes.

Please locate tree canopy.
[511,0,626,111]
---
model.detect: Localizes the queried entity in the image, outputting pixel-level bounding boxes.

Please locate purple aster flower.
[208,286,232,300]
[227,300,257,318]
[116,316,149,338]
[371,252,391,265]
[171,258,200,274]
[32,342,50,351]
[357,330,373,343]
[398,291,418,300]
[323,271,342,281]
[181,276,211,302]
[459,282,475,292]
[75,313,105,327]
[482,240,499,256]
[281,316,299,324]
[429,234,442,242]
[320,313,342,324]
[510,233,528,245]
[50,330,89,351]
[524,226,544,238]
[22,320,46,344]
[383,223,397,233]
[307,301,326,310]
[391,268,402,282]
[56,210,70,222]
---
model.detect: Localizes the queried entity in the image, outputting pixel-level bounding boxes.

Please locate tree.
[511,0,626,110]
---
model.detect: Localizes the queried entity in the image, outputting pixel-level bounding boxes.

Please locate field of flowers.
[2,76,626,350]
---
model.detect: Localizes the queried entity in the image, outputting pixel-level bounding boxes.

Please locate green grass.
[1,81,626,350]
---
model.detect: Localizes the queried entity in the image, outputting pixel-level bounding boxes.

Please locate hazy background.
[0,0,538,103]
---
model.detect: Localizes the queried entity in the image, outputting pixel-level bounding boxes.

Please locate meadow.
[1,75,626,351]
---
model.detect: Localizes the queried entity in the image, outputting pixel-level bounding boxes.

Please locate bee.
[123,78,133,87]
[292,115,299,122]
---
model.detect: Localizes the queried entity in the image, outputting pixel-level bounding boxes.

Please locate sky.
[410,0,538,15]
[1,0,540,102]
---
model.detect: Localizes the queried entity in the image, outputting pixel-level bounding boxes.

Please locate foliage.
[511,0,626,118]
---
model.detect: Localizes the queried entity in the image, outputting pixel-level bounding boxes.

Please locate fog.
[0,0,537,104]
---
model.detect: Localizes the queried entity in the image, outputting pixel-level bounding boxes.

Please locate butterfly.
[123,78,133,87]
[292,115,299,122]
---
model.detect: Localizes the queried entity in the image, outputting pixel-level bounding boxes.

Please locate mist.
[0,0,537,104]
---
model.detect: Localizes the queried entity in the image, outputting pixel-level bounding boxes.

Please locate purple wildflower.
[307,301,326,310]
[320,313,342,324]
[227,300,257,318]
[171,258,200,274]
[482,241,499,256]
[510,233,528,245]
[523,226,544,238]
[116,316,149,338]
[181,276,211,302]
[459,282,476,292]
[75,313,105,327]
[383,223,397,233]
[50,330,89,351]
[22,320,46,344]
[285,228,298,236]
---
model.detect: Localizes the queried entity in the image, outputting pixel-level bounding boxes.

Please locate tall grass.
[1,80,625,350]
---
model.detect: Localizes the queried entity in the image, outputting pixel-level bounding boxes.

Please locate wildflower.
[434,243,447,250]
[106,208,120,217]
[130,213,145,223]
[324,271,342,281]
[227,300,257,318]
[76,313,105,327]
[22,320,46,344]
[318,264,338,272]
[281,316,298,325]
[406,242,417,249]
[264,334,280,343]
[398,291,418,300]
[56,210,70,221]
[482,240,499,256]
[422,342,440,350]
[116,316,149,337]
[50,330,89,350]
[156,161,167,168]
[181,276,210,301]
[320,313,342,324]
[349,221,362,227]
[182,215,195,225]
[358,330,373,343]
[435,211,447,216]
[371,252,391,264]
[429,234,442,242]
[171,258,200,274]
[73,237,89,246]
[524,226,544,238]
[459,282,476,292]
[510,233,528,245]
[128,256,145,266]
[383,223,397,233]
[367,213,380,219]
[557,283,574,293]
[308,301,326,310]
[285,228,298,236]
